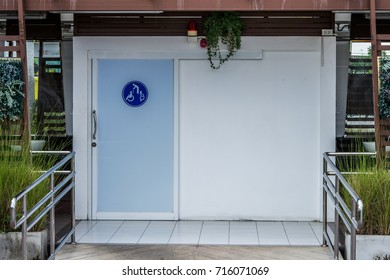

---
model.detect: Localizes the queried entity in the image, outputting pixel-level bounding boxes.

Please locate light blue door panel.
[96,59,173,213]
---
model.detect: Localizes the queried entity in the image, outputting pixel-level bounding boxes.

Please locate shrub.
[342,155,390,235]
[0,131,65,233]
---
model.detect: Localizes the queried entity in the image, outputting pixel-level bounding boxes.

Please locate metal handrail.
[322,152,372,260]
[10,151,76,260]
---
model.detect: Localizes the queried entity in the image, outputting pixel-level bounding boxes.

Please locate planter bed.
[0,231,47,260]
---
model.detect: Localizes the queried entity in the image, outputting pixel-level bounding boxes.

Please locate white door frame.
[88,51,180,220]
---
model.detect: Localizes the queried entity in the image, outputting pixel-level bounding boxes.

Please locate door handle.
[92,110,97,140]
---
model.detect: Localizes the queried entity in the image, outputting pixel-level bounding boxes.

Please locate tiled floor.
[75,220,323,246]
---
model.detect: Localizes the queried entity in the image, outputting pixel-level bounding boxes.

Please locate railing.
[322,152,372,260]
[10,151,76,260]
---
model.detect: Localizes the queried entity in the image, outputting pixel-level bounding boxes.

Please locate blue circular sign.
[122,81,149,107]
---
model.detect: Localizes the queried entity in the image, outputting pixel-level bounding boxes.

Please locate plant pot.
[10,145,22,152]
[362,141,390,152]
[30,140,46,151]
[345,234,390,260]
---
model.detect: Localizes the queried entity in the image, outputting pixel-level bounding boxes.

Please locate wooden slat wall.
[0,35,21,57]
[74,12,333,37]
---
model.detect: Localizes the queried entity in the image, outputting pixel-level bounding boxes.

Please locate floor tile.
[168,221,203,244]
[230,221,257,229]
[108,221,150,244]
[199,222,229,245]
[75,220,97,242]
[202,221,230,229]
[257,221,289,245]
[309,222,323,244]
[229,228,259,245]
[78,221,123,243]
[138,221,176,244]
[74,220,325,246]
[283,222,320,246]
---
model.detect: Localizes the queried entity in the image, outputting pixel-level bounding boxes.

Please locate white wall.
[73,36,335,220]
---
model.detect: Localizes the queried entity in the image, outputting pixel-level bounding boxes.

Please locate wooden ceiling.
[74,12,334,37]
[1,0,390,12]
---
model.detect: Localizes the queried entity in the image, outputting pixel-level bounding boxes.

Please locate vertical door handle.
[92,110,97,140]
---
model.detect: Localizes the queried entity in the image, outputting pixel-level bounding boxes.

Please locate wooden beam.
[0,35,20,41]
[377,34,390,41]
[2,0,390,12]
[370,0,383,161]
[0,46,20,52]
[17,0,30,142]
[378,45,390,51]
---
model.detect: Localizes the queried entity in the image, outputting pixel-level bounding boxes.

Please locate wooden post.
[17,0,30,144]
[370,0,382,162]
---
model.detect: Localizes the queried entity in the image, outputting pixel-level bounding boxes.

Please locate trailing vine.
[204,12,244,70]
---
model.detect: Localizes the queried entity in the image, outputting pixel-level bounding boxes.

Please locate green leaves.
[204,12,244,70]
[0,59,24,122]
[379,57,390,119]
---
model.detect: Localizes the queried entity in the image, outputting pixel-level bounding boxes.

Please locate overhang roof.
[0,0,390,12]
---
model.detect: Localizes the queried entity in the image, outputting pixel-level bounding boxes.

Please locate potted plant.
[204,12,244,70]
[341,156,390,260]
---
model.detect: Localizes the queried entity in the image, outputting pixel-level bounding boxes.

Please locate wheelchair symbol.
[122,81,148,107]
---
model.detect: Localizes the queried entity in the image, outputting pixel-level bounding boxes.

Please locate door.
[92,59,175,219]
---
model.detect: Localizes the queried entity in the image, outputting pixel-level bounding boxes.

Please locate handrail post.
[322,157,328,246]
[50,173,55,259]
[350,200,357,260]
[334,176,340,260]
[22,195,27,260]
[71,156,76,244]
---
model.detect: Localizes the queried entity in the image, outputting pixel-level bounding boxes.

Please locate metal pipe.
[322,152,368,260]
[50,173,55,259]
[12,152,75,202]
[51,228,75,260]
[351,200,357,260]
[30,151,71,155]
[27,182,75,232]
[327,152,376,157]
[15,173,75,230]
[71,156,76,244]
[22,196,27,260]
[334,176,340,260]
[357,200,364,229]
[322,157,328,246]
[323,153,361,201]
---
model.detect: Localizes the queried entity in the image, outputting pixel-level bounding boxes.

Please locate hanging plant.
[204,12,244,70]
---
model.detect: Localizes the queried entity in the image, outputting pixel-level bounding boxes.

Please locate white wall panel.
[73,37,335,220]
[179,52,321,220]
